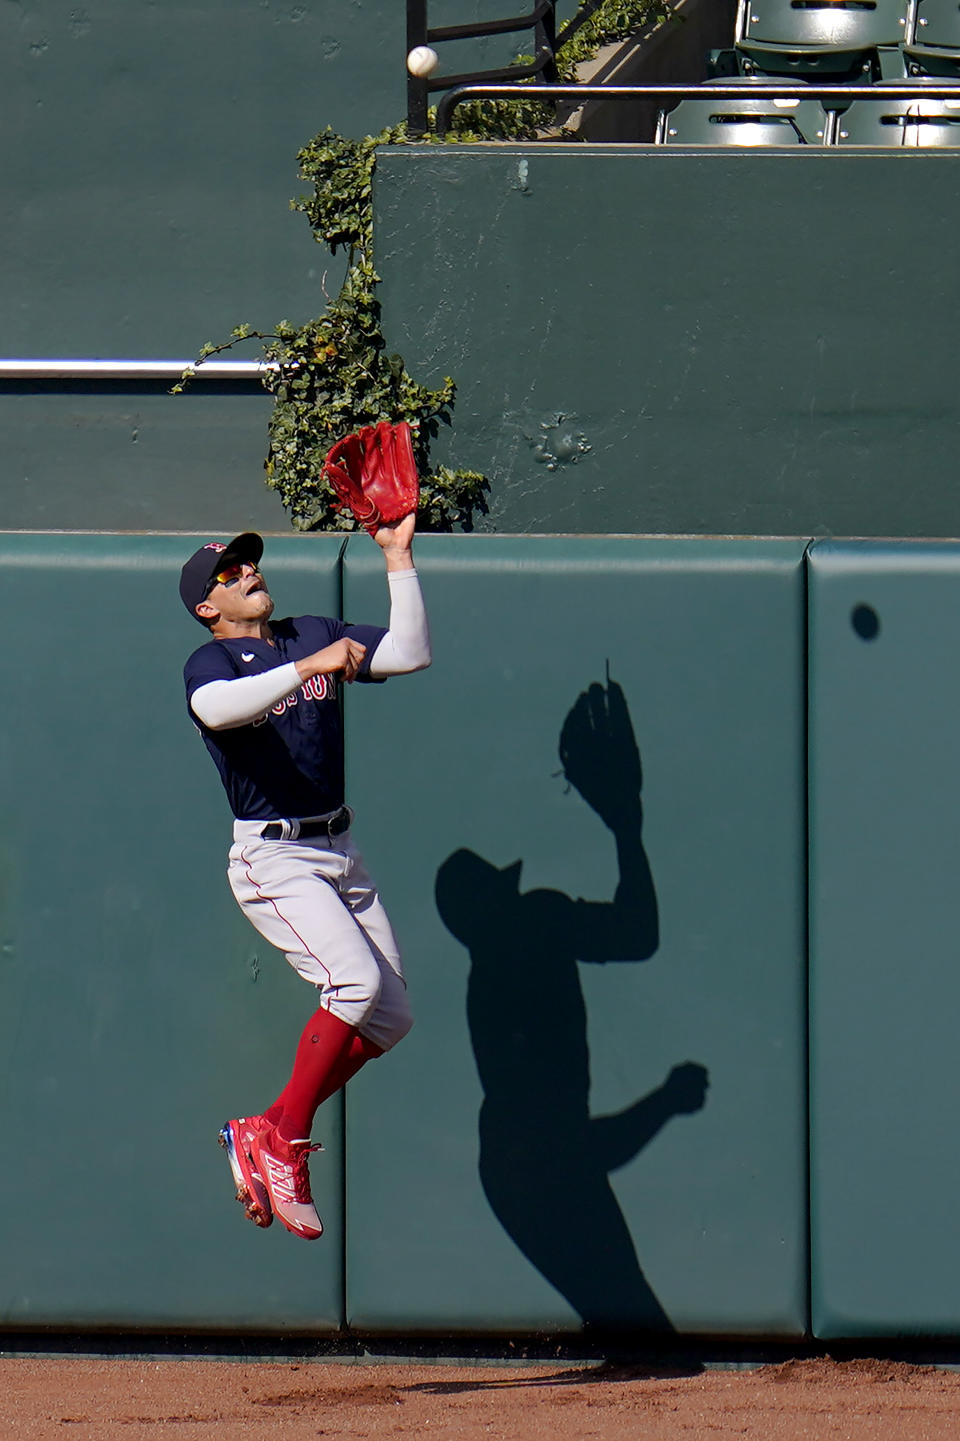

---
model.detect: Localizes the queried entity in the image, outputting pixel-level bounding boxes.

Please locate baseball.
[407,45,439,78]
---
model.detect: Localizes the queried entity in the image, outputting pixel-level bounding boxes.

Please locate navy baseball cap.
[179,531,264,623]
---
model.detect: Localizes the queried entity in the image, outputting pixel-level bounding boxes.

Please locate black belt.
[260,807,351,841]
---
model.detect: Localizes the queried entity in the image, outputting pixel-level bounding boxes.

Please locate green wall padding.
[10,526,960,1339]
[342,535,809,1336]
[809,540,960,1339]
[0,533,345,1329]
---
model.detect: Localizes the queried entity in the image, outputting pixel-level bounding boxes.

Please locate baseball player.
[179,514,429,1239]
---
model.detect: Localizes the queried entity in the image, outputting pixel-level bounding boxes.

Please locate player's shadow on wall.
[435,677,709,1332]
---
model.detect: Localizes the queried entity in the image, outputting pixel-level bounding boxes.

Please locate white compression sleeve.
[368,568,432,678]
[190,662,303,730]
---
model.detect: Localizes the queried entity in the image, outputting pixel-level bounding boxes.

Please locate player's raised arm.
[320,421,431,679]
[367,512,432,678]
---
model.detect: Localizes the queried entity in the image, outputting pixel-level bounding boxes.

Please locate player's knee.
[380,1003,413,1051]
[361,993,413,1053]
[324,956,384,1024]
[352,969,385,1020]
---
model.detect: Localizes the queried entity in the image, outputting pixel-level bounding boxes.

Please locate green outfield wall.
[0,3,537,532]
[0,530,807,1337]
[374,146,960,538]
[3,1,410,362]
[342,536,808,1337]
[808,542,960,1339]
[5,530,960,1339]
[7,131,960,533]
[0,535,347,1330]
[6,0,960,1348]
[1,0,413,534]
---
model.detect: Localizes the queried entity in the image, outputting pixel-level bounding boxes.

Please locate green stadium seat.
[834,84,960,140]
[904,0,960,76]
[656,85,832,144]
[876,41,911,75]
[736,0,909,78]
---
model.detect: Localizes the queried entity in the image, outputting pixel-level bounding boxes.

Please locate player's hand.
[299,637,367,684]
[373,510,416,561]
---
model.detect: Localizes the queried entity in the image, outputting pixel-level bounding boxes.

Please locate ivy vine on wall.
[178,0,666,532]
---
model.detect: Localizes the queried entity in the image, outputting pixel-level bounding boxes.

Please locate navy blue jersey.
[184,615,387,821]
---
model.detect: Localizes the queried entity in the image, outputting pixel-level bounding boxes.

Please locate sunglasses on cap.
[203,561,259,597]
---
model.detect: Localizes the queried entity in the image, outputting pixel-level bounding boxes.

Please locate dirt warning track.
[3,1354,960,1441]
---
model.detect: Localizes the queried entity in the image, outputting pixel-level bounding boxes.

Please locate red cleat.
[250,1125,324,1240]
[219,1116,273,1228]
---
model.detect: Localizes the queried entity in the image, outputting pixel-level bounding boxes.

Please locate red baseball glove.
[322,421,420,534]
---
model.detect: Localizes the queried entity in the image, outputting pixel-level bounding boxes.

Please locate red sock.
[314,1032,384,1108]
[266,1008,384,1142]
[270,1007,356,1142]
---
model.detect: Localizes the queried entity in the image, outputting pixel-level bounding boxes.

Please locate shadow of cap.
[435,850,523,944]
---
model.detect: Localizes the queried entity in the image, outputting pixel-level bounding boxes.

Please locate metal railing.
[0,359,276,383]
[406,0,615,132]
[434,80,960,135]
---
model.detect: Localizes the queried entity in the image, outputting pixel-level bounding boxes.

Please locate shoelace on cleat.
[288,1142,323,1203]
[262,1140,323,1204]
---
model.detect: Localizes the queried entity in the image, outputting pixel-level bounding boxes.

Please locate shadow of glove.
[559,679,642,825]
